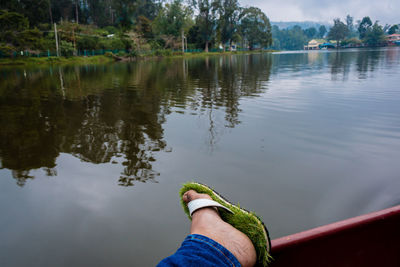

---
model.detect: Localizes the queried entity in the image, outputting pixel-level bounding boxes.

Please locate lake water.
[1,48,400,266]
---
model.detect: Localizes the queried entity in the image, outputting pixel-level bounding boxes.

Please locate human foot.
[183,190,257,267]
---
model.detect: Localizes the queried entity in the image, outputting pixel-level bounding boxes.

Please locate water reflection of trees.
[0,64,168,187]
[0,54,272,186]
[186,55,272,147]
[270,48,398,81]
[330,48,399,80]
[329,49,385,81]
[329,51,351,81]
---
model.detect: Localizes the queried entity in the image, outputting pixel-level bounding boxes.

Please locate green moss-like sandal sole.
[180,182,272,267]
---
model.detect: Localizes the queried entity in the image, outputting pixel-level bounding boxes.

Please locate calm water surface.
[1,48,400,266]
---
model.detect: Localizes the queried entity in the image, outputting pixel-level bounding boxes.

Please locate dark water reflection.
[1,48,400,266]
[0,56,271,187]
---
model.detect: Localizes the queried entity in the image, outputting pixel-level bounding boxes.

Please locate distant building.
[304,39,323,50]
[386,33,400,43]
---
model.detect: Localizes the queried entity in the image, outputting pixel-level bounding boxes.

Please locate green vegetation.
[326,15,392,48]
[1,1,398,57]
[328,19,349,47]
[271,25,308,50]
[271,14,398,50]
[0,0,273,60]
[239,7,272,50]
[388,25,399,35]
[0,55,114,66]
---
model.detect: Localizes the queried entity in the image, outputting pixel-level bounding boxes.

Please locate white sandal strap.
[187,199,233,217]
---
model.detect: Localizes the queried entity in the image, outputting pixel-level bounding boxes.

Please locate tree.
[304,27,317,39]
[112,0,138,29]
[345,14,357,38]
[270,24,308,50]
[136,15,153,39]
[0,10,43,51]
[383,24,391,34]
[50,0,76,23]
[133,0,160,21]
[318,25,327,38]
[187,24,204,48]
[0,0,50,26]
[193,0,218,52]
[358,16,372,39]
[0,9,29,32]
[388,24,399,34]
[346,15,354,32]
[216,0,240,51]
[364,21,385,46]
[239,7,272,50]
[328,18,349,48]
[0,10,29,45]
[153,0,189,38]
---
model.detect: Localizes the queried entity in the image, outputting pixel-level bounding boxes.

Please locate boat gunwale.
[271,204,400,252]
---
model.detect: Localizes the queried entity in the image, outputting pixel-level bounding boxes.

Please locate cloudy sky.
[241,0,399,25]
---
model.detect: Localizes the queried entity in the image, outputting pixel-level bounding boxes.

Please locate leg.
[182,190,257,267]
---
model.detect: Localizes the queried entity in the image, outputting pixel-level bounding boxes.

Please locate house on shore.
[304,39,324,50]
[386,34,400,45]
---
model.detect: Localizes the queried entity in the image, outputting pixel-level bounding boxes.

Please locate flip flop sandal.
[180,182,272,267]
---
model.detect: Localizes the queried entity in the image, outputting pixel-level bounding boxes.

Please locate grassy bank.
[0,50,278,66]
[0,55,114,66]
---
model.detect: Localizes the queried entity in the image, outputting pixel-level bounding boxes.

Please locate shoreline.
[0,55,114,66]
[0,50,278,67]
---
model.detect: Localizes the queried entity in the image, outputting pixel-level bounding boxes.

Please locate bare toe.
[182,190,212,204]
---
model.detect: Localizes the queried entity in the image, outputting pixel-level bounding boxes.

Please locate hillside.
[271,21,331,30]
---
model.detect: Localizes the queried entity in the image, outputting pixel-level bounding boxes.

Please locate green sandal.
[180,182,272,267]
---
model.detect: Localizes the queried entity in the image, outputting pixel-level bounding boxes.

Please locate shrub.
[0,44,14,57]
[154,49,163,56]
[104,26,117,34]
[172,51,184,56]
[98,38,126,50]
[149,38,165,50]
[60,41,74,57]
[342,38,362,46]
[94,29,109,37]
[116,51,126,57]
[129,49,138,58]
[163,50,172,56]
[120,37,133,50]
[104,51,113,57]
[154,49,172,56]
[37,38,55,50]
[77,36,98,50]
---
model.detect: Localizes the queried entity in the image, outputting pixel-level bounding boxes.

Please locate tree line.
[271,24,328,50]
[271,15,399,50]
[328,15,399,47]
[0,0,273,56]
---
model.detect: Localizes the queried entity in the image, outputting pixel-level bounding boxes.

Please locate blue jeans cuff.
[157,234,241,267]
[185,234,241,266]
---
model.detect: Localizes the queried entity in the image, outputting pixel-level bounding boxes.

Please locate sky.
[241,0,400,25]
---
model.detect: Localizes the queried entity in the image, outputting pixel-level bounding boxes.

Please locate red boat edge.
[270,204,400,266]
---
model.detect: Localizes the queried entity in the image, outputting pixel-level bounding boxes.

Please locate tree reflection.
[0,54,272,186]
[330,51,351,81]
[355,49,382,79]
[328,48,395,80]
[186,54,272,148]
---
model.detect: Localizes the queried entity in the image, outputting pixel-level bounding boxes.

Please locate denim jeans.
[157,234,241,267]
